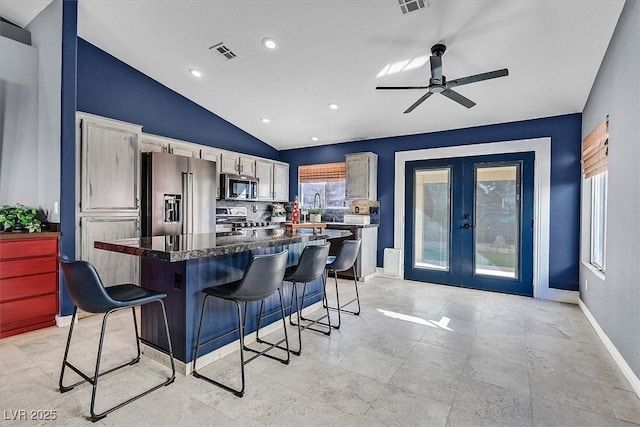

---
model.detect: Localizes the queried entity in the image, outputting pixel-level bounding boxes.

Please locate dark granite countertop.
[95,228,351,262]
[323,222,379,229]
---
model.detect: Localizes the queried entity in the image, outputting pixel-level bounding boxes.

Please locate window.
[590,172,607,272]
[298,163,347,209]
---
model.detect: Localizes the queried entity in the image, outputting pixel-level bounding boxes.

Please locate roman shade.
[299,162,346,183]
[582,118,609,178]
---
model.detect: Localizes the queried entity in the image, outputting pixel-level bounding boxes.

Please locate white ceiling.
[3,1,626,150]
[0,0,52,27]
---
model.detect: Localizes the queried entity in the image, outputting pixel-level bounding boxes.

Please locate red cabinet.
[0,233,59,338]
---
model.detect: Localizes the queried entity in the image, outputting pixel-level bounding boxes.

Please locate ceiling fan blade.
[430,55,443,82]
[404,91,434,114]
[376,86,430,90]
[441,88,476,108]
[447,68,509,88]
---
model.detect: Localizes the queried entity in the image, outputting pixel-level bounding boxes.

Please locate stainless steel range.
[216,207,280,232]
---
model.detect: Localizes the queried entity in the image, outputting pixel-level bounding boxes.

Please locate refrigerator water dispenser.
[164,194,182,223]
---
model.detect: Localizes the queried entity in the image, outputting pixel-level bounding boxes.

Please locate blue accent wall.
[76,38,278,160]
[59,0,77,315]
[280,113,582,291]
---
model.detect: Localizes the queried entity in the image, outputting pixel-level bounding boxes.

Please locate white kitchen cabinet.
[273,163,289,202]
[79,115,141,213]
[80,216,140,286]
[255,160,274,200]
[200,147,222,199]
[139,135,166,153]
[221,153,256,177]
[346,152,377,201]
[168,141,200,158]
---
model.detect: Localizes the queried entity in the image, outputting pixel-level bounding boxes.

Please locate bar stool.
[257,243,330,356]
[324,239,362,329]
[59,259,175,422]
[192,250,289,397]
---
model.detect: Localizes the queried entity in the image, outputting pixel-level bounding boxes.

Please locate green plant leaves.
[0,204,42,232]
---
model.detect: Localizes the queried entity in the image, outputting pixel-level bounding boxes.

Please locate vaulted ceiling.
[2,1,626,150]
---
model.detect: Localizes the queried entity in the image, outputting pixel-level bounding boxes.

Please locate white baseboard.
[55,314,76,327]
[538,288,580,304]
[143,301,324,376]
[579,299,640,398]
[376,267,401,279]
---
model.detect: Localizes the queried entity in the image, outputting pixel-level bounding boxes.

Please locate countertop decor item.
[308,208,324,223]
[271,203,286,223]
[0,204,43,232]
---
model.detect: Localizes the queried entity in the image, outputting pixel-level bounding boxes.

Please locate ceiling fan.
[376,43,508,113]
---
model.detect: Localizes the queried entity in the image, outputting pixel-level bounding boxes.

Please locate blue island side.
[95,229,350,365]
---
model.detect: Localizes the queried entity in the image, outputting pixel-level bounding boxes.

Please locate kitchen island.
[95,228,350,371]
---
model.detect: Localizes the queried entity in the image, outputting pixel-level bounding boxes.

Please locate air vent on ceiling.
[397,0,430,14]
[209,42,236,60]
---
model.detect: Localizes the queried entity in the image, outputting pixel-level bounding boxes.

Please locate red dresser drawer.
[0,256,57,280]
[0,238,57,260]
[0,293,58,326]
[0,272,57,303]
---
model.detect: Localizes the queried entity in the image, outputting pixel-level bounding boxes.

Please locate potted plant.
[308,208,324,223]
[0,204,43,232]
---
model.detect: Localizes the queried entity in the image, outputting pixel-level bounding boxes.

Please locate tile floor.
[1,276,639,426]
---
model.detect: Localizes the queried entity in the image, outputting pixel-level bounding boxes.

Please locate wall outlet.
[585,279,588,291]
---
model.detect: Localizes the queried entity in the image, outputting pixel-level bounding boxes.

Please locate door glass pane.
[414,168,450,270]
[474,164,520,278]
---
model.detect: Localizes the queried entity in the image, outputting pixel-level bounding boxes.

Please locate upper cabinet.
[273,163,289,202]
[168,141,200,158]
[200,147,222,199]
[79,114,141,213]
[255,160,274,200]
[221,153,256,177]
[137,131,287,202]
[139,135,166,153]
[346,152,377,201]
[256,160,289,202]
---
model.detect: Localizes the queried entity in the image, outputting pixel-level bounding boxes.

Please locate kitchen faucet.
[313,193,321,210]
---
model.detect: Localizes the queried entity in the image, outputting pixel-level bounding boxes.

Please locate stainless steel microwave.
[220,174,258,201]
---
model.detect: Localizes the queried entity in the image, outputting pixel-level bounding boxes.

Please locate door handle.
[462,223,473,229]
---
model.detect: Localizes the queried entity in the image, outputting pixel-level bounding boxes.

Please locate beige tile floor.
[1,276,639,426]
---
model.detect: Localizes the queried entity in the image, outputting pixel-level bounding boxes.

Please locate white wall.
[0,0,62,220]
[580,0,640,379]
[28,0,62,222]
[0,36,39,208]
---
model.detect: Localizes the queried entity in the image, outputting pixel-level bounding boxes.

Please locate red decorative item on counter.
[292,196,300,224]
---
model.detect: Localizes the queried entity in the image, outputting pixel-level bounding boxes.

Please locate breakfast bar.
[95,228,350,368]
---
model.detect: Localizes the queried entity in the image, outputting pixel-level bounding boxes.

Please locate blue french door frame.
[404,152,535,296]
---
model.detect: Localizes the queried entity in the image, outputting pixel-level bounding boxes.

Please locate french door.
[404,152,534,296]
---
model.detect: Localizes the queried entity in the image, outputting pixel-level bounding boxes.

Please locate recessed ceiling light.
[328,103,339,110]
[189,69,202,78]
[261,117,270,123]
[262,38,278,49]
[311,137,319,142]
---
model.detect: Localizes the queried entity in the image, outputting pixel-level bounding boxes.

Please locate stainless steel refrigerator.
[141,152,217,236]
